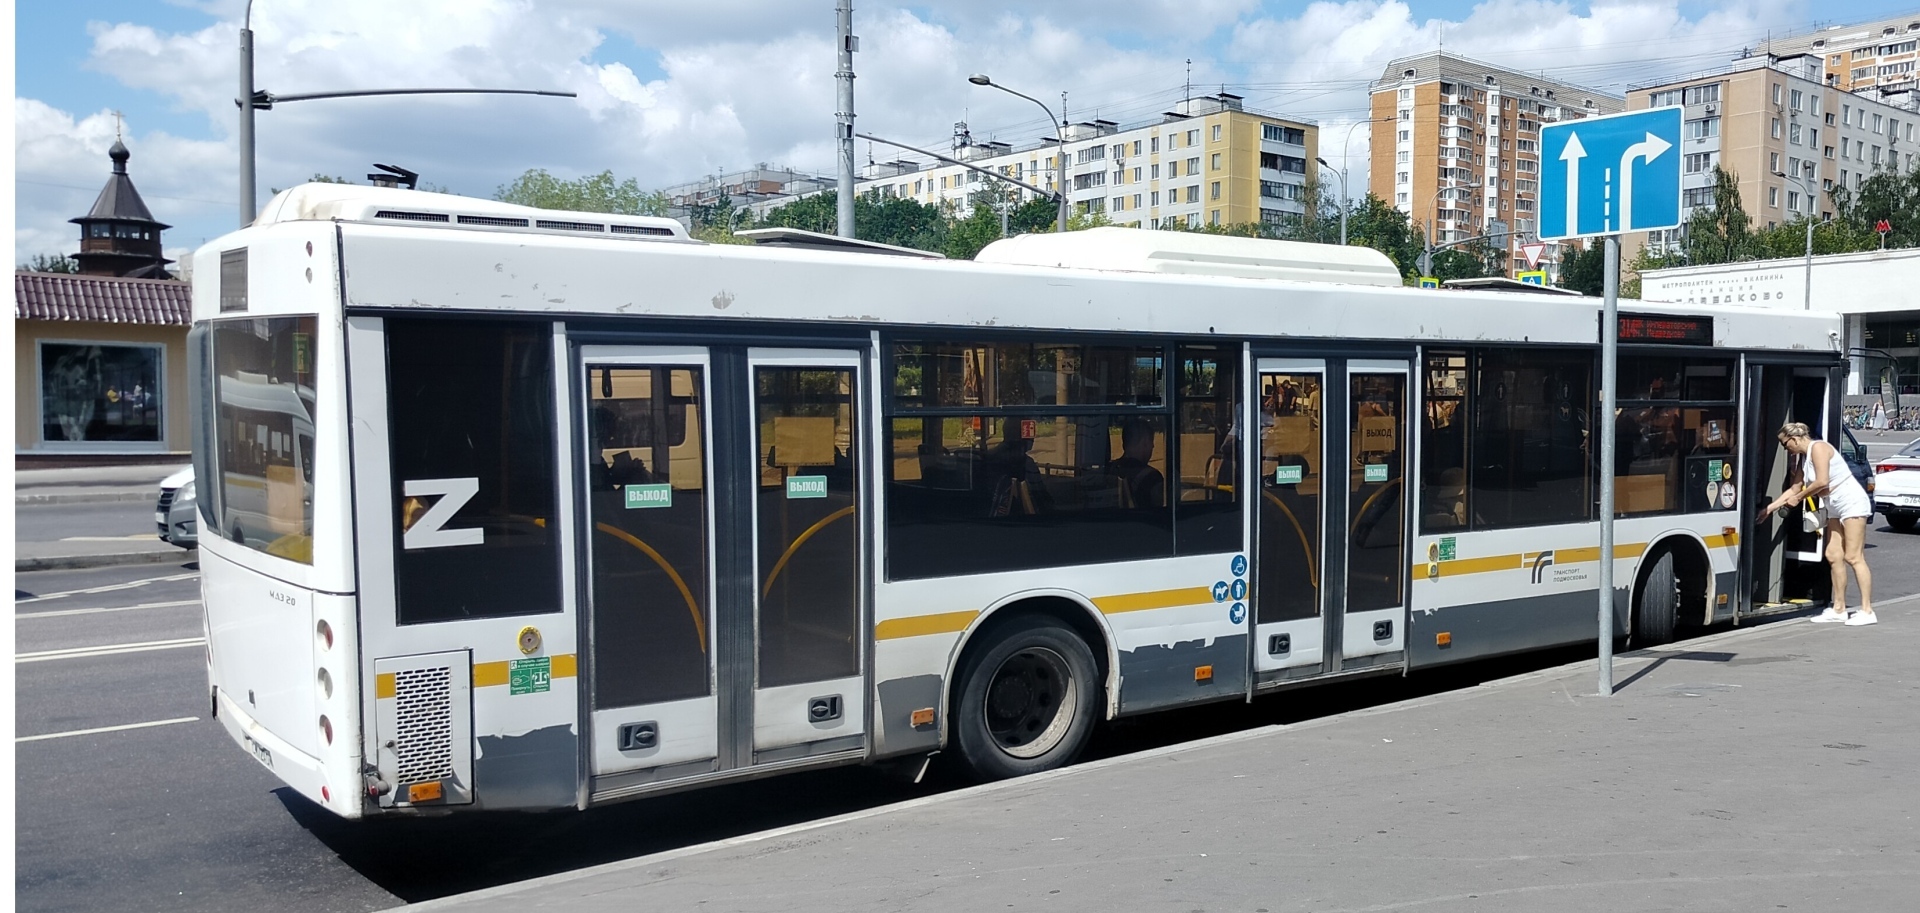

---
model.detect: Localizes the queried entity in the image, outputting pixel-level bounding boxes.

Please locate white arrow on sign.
[1559,132,1586,237]
[1616,131,1672,232]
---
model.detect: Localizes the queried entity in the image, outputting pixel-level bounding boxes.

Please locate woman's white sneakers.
[1812,608,1880,625]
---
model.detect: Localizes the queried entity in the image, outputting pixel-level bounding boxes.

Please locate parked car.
[1873,436,1920,533]
[156,466,198,549]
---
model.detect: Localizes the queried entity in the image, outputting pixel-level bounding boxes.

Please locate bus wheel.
[1635,550,1679,646]
[953,617,1099,781]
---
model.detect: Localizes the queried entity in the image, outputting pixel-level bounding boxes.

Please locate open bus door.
[1738,361,1844,619]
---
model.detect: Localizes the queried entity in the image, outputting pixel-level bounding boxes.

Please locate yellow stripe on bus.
[874,610,979,641]
[1414,539,1699,579]
[1093,586,1216,615]
[471,655,579,689]
[376,672,395,699]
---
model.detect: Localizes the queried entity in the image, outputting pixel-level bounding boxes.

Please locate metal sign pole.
[1597,235,1619,696]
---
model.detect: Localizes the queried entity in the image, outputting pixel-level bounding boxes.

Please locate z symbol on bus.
[402,478,485,550]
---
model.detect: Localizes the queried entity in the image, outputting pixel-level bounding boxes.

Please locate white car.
[1873,437,1920,534]
[156,466,198,549]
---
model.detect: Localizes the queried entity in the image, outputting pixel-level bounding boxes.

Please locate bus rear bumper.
[216,687,363,819]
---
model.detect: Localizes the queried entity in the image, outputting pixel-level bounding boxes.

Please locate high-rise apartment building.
[752,94,1319,232]
[1625,50,1920,259]
[1766,14,1920,98]
[1369,53,1623,277]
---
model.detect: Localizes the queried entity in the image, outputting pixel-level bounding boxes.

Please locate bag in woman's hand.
[1801,495,1827,533]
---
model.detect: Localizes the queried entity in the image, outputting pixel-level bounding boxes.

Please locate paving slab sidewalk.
[413,599,1918,913]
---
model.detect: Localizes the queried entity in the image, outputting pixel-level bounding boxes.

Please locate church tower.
[70,139,173,278]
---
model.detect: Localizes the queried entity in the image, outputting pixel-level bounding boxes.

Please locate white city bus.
[190,183,1844,817]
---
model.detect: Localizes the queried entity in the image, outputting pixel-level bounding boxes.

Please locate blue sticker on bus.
[1230,555,1248,577]
[1229,602,1246,624]
[1212,581,1230,602]
[1230,579,1247,601]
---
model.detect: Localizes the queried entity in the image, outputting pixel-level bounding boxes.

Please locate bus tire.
[952,616,1099,782]
[1635,550,1679,646]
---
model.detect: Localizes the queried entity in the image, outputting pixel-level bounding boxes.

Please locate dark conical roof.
[73,139,167,228]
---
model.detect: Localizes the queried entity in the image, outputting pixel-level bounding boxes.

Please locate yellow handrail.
[761,506,857,599]
[1349,477,1405,537]
[593,522,707,653]
[1260,489,1319,589]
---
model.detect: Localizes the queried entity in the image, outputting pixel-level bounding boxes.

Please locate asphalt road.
[14,499,174,543]
[16,525,1920,913]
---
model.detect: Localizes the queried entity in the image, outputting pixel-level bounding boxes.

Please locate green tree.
[754,193,840,234]
[945,202,1004,259]
[20,253,80,273]
[1678,166,1754,265]
[1343,194,1424,280]
[1557,242,1606,296]
[1830,162,1920,250]
[493,168,669,216]
[1007,196,1062,234]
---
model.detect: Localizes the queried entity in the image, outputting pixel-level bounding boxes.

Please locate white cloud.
[15,0,1837,264]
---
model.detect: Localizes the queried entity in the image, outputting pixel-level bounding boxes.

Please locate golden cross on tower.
[112,109,125,140]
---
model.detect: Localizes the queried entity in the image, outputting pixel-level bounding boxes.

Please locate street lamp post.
[968,74,1069,234]
[238,1,576,226]
[1774,165,1819,309]
[1413,182,1451,274]
[1314,157,1347,245]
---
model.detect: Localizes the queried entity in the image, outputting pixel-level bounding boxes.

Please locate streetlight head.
[968,74,993,86]
[1772,170,1786,178]
[1315,157,1330,167]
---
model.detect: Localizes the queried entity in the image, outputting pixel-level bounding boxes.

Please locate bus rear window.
[211,317,319,563]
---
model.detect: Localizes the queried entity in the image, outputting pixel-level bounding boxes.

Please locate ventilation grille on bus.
[374,210,451,223]
[611,224,675,236]
[392,666,456,785]
[536,219,605,232]
[457,214,530,227]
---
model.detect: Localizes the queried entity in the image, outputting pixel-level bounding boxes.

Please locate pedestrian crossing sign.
[1418,277,1439,289]
[1517,270,1547,286]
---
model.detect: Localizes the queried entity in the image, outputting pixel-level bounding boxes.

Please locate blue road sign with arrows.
[1539,107,1682,240]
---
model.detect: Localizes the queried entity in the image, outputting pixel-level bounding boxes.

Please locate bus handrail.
[593,522,707,652]
[761,506,857,599]
[1260,488,1319,589]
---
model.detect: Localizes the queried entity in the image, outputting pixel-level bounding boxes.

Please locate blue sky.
[15,1,1920,265]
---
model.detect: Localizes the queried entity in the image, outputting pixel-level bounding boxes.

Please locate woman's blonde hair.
[1777,421,1811,439]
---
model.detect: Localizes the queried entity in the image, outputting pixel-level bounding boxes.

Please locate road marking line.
[15,572,198,604]
[58,534,162,541]
[15,599,200,620]
[17,637,206,663]
[16,717,200,743]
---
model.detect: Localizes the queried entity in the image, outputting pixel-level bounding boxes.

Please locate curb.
[15,548,197,572]
[16,491,158,506]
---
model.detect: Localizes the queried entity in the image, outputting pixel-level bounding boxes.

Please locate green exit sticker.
[1708,459,1723,483]
[1438,537,1457,561]
[1275,465,1304,485]
[786,475,829,499]
[624,484,671,509]
[509,657,551,695]
[1364,463,1389,483]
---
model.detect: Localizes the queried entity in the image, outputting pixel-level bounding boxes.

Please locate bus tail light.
[320,715,333,745]
[316,619,334,651]
[317,668,333,699]
[321,785,331,803]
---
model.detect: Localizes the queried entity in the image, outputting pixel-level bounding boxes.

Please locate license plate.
[244,736,274,769]
[1901,495,1920,507]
